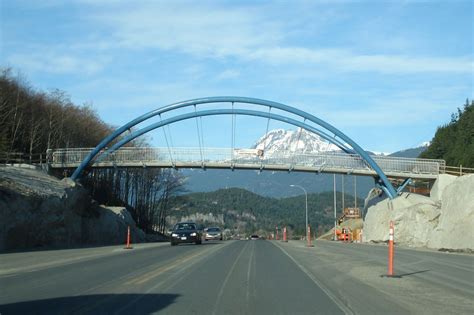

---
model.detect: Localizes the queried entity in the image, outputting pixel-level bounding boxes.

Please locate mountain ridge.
[252,128,339,154]
[168,187,364,236]
[181,128,428,197]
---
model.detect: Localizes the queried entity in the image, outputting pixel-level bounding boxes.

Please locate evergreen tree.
[420,99,474,167]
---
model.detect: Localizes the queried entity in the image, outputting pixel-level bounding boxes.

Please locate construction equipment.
[335,207,362,242]
[336,227,352,241]
[344,207,360,218]
[337,207,361,225]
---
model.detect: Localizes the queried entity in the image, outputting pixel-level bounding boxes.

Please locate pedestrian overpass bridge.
[48,147,444,180]
[60,96,446,199]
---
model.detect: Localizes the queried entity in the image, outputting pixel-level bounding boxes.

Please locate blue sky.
[1,0,473,153]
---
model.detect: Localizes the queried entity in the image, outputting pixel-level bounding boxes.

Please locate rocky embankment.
[364,174,474,251]
[0,165,146,251]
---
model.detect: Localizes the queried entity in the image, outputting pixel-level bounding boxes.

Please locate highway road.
[1,240,473,314]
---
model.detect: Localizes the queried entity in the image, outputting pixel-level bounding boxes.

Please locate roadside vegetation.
[0,68,114,157]
[168,188,364,237]
[420,99,474,167]
[0,68,183,234]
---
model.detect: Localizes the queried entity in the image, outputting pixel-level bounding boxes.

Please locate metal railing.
[0,152,46,165]
[47,147,446,179]
[442,165,474,176]
[5,147,470,179]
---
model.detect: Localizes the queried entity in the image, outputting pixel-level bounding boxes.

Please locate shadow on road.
[173,241,223,247]
[0,241,170,254]
[201,241,224,246]
[380,269,430,278]
[0,293,180,314]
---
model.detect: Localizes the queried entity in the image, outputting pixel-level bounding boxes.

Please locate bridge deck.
[48,147,445,180]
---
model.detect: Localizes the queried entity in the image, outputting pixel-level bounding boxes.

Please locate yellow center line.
[132,250,205,285]
[126,242,233,286]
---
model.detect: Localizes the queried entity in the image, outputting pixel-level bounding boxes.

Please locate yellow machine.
[336,208,361,242]
[336,227,351,241]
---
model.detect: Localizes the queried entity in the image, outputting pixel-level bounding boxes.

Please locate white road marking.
[246,240,255,304]
[271,241,355,315]
[212,241,249,315]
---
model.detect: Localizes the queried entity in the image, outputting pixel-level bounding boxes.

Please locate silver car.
[205,227,223,241]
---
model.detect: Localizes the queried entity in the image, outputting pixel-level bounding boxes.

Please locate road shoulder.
[271,240,474,315]
[0,242,169,276]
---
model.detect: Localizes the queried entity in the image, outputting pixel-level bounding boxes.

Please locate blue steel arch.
[71,97,398,198]
[100,109,353,158]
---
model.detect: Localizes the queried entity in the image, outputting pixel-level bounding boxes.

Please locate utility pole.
[341,174,345,212]
[290,184,308,242]
[333,174,337,241]
[354,176,357,209]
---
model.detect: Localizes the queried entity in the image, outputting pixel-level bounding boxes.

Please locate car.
[250,234,259,240]
[170,222,202,246]
[205,227,223,241]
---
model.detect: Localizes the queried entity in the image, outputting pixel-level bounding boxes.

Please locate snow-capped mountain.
[419,141,431,147]
[252,128,339,154]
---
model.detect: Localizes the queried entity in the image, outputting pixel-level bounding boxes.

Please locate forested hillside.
[0,69,183,234]
[420,99,474,167]
[168,188,363,236]
[0,69,117,157]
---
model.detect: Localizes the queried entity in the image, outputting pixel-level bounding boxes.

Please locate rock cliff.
[0,166,145,251]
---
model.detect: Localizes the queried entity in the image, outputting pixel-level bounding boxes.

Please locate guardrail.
[0,152,46,165]
[46,147,446,179]
[441,165,474,176]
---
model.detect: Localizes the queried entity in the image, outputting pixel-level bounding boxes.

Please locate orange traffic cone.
[124,225,133,249]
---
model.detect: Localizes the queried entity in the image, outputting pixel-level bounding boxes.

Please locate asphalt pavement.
[0,240,472,314]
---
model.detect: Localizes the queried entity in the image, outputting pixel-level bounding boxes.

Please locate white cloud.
[84,2,472,75]
[91,3,281,57]
[216,69,240,80]
[248,47,472,74]
[289,94,455,129]
[7,1,471,77]
[340,53,473,74]
[7,52,108,75]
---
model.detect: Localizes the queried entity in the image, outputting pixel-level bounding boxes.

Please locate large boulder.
[430,174,457,201]
[364,193,440,247]
[364,174,474,250]
[427,174,474,250]
[81,206,146,245]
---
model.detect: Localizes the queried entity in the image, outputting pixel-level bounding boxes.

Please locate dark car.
[170,222,202,246]
[205,227,223,241]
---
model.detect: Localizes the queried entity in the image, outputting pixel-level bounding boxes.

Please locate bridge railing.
[48,147,445,176]
[371,155,444,175]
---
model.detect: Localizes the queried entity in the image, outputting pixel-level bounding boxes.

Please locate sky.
[1,0,473,153]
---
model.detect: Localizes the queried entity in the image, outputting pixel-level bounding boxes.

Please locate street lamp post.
[290,184,308,241]
[334,174,337,241]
